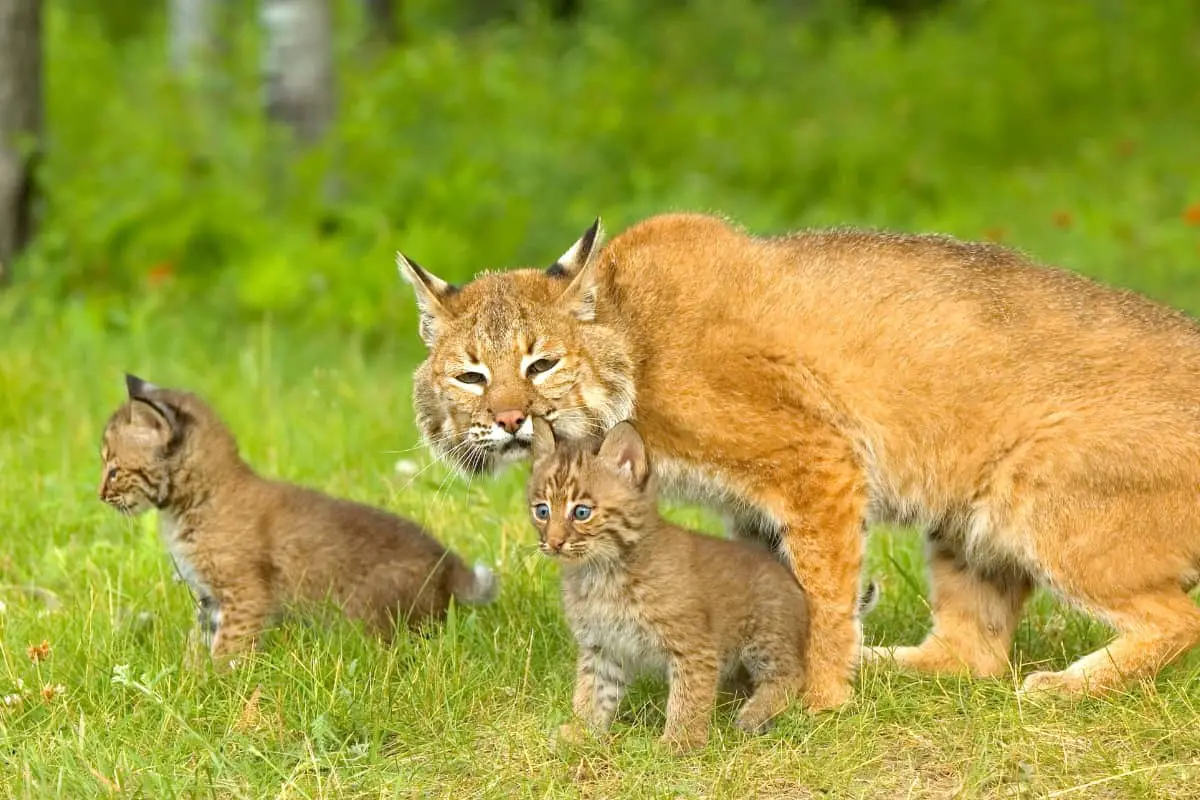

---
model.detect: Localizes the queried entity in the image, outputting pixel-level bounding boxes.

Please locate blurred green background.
[5,0,1199,338]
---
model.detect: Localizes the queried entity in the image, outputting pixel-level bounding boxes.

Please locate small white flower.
[394,459,420,477]
[111,664,131,685]
[2,694,22,707]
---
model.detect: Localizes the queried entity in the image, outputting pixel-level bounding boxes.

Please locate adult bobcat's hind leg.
[1021,586,1200,694]
[1019,488,1200,694]
[869,529,1031,677]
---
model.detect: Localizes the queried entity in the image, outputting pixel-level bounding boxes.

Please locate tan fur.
[402,213,1200,708]
[529,419,809,753]
[99,375,496,667]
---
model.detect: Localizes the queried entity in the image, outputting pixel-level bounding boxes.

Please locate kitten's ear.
[124,373,178,438]
[551,218,605,322]
[531,417,557,461]
[397,252,455,347]
[597,421,649,487]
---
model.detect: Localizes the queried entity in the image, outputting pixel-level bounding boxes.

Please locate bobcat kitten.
[99,374,497,665]
[528,419,812,752]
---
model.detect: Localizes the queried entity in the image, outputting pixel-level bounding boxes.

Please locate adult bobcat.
[399,213,1200,711]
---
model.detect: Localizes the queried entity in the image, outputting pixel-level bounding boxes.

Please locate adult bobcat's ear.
[598,421,649,487]
[551,218,605,322]
[531,417,557,461]
[397,252,455,347]
[124,373,178,438]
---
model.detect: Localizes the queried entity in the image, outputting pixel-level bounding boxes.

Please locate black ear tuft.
[124,373,179,435]
[549,218,605,279]
[125,373,157,399]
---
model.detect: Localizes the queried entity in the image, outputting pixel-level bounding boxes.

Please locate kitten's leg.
[209,589,273,669]
[735,649,804,734]
[557,647,610,744]
[757,428,868,713]
[561,651,626,742]
[661,652,718,753]
[867,527,1031,677]
[184,596,220,672]
[571,647,599,719]
[587,653,627,732]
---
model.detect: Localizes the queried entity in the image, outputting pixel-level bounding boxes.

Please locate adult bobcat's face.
[399,221,635,475]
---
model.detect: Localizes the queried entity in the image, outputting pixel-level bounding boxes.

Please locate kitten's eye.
[572,504,593,522]
[455,371,487,385]
[533,503,551,521]
[526,358,559,377]
[106,467,119,481]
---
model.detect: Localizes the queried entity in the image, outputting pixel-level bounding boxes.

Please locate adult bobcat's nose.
[493,409,527,434]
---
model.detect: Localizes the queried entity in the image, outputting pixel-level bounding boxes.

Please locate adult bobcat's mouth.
[500,439,531,456]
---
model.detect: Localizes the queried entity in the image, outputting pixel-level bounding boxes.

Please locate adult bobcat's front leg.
[757,428,867,713]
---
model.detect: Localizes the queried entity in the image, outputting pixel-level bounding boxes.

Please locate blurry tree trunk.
[0,0,42,283]
[261,0,336,145]
[169,0,218,73]
[363,0,400,44]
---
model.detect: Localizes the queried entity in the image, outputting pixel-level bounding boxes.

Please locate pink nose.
[494,409,526,434]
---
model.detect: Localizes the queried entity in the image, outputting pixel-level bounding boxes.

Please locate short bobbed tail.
[450,560,499,605]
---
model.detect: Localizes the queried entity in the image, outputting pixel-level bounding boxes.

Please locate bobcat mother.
[398,213,1200,711]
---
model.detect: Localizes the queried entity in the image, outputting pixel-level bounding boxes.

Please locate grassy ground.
[3,303,1200,799]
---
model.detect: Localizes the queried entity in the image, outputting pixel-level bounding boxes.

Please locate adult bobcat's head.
[399,220,635,475]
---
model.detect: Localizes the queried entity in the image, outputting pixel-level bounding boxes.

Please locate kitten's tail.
[449,559,499,605]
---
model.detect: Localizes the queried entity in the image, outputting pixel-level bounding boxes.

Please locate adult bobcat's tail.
[858,580,880,616]
[449,558,499,605]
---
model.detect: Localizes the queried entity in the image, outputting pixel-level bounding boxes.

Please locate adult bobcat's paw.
[1019,668,1091,696]
[802,679,852,713]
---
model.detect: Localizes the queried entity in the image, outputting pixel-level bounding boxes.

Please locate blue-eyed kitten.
[528,419,816,752]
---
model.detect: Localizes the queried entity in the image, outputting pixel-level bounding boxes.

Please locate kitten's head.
[99,374,236,514]
[398,220,635,476]
[526,418,655,563]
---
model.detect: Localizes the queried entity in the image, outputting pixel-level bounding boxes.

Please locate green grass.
[4,308,1200,799]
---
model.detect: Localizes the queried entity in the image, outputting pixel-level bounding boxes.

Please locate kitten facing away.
[528,418,815,753]
[99,374,497,666]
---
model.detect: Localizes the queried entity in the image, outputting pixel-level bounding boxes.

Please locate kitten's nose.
[493,409,527,434]
[546,539,563,553]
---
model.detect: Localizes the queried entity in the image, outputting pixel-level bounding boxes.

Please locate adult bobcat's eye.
[526,358,559,377]
[533,503,551,521]
[455,371,487,385]
[572,504,593,521]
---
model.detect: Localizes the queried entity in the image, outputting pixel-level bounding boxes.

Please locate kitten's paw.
[733,712,776,736]
[551,721,594,749]
[659,729,708,755]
